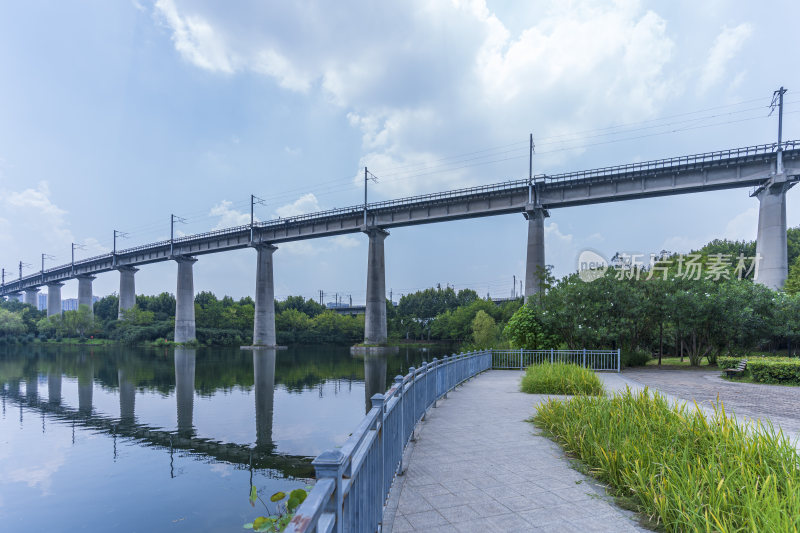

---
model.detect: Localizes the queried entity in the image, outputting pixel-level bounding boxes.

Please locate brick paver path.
[384,371,647,532]
[621,368,800,441]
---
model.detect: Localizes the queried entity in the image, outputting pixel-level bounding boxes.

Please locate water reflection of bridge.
[1,348,314,479]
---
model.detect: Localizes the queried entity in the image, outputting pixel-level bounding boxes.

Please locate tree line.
[2,230,799,353]
[505,235,800,366]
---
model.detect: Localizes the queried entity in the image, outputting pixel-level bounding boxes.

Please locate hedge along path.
[534,386,800,532]
[719,356,800,384]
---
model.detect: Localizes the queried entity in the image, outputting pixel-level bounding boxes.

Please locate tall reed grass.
[534,389,800,531]
[520,362,604,395]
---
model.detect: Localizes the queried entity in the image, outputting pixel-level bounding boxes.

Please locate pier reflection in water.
[0,343,452,532]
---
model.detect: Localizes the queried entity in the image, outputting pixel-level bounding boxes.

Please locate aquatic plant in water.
[244,485,311,532]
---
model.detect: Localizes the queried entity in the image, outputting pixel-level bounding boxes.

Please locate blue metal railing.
[491,348,620,372]
[285,349,492,533]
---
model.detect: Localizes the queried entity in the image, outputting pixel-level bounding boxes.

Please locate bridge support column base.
[117,266,139,319]
[523,205,549,302]
[363,227,389,345]
[24,288,39,307]
[77,275,95,316]
[174,256,197,343]
[252,244,278,346]
[46,282,64,317]
[755,181,794,290]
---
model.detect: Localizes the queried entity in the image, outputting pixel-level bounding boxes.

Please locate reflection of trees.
[0,343,445,398]
[0,386,313,478]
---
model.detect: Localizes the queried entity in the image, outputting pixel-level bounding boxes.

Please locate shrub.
[520,362,604,395]
[534,389,800,532]
[719,356,800,384]
[621,349,651,367]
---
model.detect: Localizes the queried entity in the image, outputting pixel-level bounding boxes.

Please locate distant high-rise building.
[38,294,46,311]
[62,298,78,311]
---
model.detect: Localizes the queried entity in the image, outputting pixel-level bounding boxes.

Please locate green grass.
[533,389,800,532]
[520,362,604,395]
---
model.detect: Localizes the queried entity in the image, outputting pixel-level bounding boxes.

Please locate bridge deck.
[3,141,799,295]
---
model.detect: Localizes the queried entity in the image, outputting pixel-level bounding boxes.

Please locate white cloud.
[153,0,678,199]
[0,182,74,264]
[284,146,301,156]
[274,193,321,218]
[698,23,752,93]
[723,206,758,242]
[154,0,236,74]
[209,200,252,229]
[330,235,360,249]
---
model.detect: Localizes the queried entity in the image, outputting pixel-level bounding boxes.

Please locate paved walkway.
[383,371,647,532]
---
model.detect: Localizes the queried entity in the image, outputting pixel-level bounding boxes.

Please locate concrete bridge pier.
[118,369,136,424]
[175,347,196,436]
[47,372,62,404]
[25,372,39,403]
[24,288,39,307]
[524,205,549,301]
[252,244,278,346]
[77,358,93,415]
[364,227,389,345]
[755,182,794,290]
[253,347,276,451]
[77,275,95,316]
[363,353,387,413]
[46,282,63,317]
[117,266,138,319]
[7,292,22,303]
[174,256,197,343]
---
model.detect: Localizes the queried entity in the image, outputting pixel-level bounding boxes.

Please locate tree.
[0,308,25,337]
[62,305,94,337]
[120,306,155,326]
[785,255,800,296]
[503,304,555,349]
[471,310,498,348]
[94,295,119,322]
[275,296,325,317]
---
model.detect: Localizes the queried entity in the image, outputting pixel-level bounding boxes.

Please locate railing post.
[312,450,346,533]
[582,348,586,369]
[442,357,448,398]
[617,348,621,373]
[432,358,439,406]
[420,361,428,418]
[393,375,405,474]
[408,367,416,441]
[370,392,385,516]
[550,348,554,364]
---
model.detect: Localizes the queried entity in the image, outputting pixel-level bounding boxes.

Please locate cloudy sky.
[1,0,798,303]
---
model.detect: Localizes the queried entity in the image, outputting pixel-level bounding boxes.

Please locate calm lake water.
[0,343,454,532]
